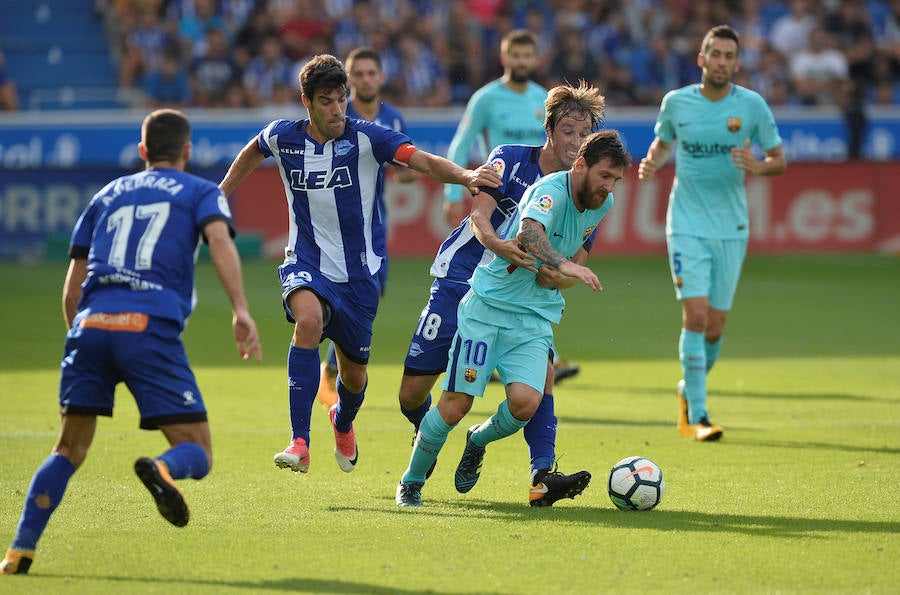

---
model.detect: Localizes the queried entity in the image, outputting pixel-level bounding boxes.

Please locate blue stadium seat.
[0,0,122,109]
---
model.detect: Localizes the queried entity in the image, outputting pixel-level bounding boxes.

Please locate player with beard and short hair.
[400,82,607,506]
[396,130,631,508]
[444,29,581,385]
[638,25,786,442]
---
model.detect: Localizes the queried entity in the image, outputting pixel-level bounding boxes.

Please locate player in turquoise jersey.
[397,130,631,507]
[638,25,786,442]
[445,29,581,383]
[443,29,547,227]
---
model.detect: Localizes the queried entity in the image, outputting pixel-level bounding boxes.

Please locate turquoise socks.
[679,329,708,423]
[470,400,529,448]
[706,336,723,372]
[403,407,453,483]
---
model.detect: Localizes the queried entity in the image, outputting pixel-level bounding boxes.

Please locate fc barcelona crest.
[727,117,741,132]
[464,368,477,382]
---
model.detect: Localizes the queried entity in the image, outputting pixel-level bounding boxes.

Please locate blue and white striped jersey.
[346,100,410,264]
[429,144,543,282]
[70,167,233,328]
[256,117,411,283]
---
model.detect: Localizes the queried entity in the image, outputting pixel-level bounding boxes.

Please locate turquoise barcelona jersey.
[470,169,614,324]
[654,83,782,239]
[445,79,547,203]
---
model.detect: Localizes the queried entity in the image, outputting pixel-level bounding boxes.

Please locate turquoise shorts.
[667,234,748,311]
[441,291,552,397]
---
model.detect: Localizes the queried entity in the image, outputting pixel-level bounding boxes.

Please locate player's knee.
[398,385,425,410]
[338,368,367,394]
[291,321,322,348]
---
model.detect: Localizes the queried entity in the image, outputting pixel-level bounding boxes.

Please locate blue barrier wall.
[0,106,898,170]
[0,107,897,261]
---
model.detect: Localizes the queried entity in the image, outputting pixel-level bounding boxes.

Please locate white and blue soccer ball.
[607,456,665,511]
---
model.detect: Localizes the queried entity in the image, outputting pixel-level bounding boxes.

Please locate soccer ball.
[607,456,665,511]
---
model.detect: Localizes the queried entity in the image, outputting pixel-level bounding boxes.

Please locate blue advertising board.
[0,107,898,170]
[0,107,897,261]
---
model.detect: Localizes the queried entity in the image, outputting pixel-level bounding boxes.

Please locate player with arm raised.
[315,46,422,410]
[218,54,500,478]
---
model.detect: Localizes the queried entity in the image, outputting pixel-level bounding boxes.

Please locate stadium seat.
[0,0,122,110]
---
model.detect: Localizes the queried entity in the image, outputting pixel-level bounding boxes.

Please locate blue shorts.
[59,311,206,429]
[440,291,552,397]
[403,278,470,376]
[667,234,748,311]
[279,262,379,364]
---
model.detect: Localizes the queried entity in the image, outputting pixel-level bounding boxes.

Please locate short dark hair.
[501,29,537,54]
[141,109,190,163]
[345,47,381,72]
[701,25,740,55]
[576,129,632,170]
[545,80,606,133]
[298,54,348,99]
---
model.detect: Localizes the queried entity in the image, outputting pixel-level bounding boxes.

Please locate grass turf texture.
[0,255,897,593]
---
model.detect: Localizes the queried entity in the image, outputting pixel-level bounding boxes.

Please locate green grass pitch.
[0,255,897,593]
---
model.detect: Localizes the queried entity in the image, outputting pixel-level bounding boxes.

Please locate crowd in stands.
[2,0,899,113]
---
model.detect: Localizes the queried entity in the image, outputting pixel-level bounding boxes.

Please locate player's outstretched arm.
[219,139,266,197]
[204,220,262,362]
[407,150,501,195]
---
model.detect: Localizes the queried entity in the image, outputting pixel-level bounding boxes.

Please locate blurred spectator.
[101,0,890,111]
[393,36,449,107]
[332,0,378,60]
[547,23,599,89]
[823,0,876,86]
[769,0,818,55]
[434,0,483,104]
[733,0,769,74]
[143,49,191,107]
[234,5,279,57]
[242,35,293,107]
[876,0,900,77]
[751,46,797,106]
[277,0,333,61]
[191,28,240,107]
[177,0,226,59]
[0,50,20,111]
[220,0,263,38]
[789,27,849,106]
[119,7,173,88]
[627,32,686,106]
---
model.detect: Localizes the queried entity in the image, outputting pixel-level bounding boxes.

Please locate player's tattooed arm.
[517,218,568,268]
[518,218,602,291]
